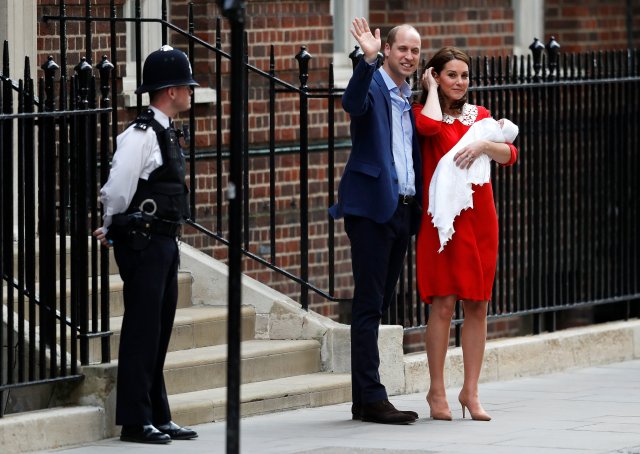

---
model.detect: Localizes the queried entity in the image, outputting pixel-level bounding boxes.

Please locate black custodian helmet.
[135,45,200,94]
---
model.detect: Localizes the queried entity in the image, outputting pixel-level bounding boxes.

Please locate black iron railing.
[2,0,640,416]
[0,41,114,416]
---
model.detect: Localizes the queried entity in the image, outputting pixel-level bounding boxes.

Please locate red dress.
[412,103,518,304]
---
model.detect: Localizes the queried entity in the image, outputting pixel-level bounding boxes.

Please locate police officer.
[93,45,199,444]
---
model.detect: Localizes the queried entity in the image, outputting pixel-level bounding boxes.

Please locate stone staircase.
[0,240,353,452]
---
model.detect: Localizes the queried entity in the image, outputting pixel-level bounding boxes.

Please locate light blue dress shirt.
[378,67,416,196]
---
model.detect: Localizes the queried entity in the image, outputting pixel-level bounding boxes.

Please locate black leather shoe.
[120,424,171,444]
[156,421,198,440]
[361,400,418,425]
[352,402,418,421]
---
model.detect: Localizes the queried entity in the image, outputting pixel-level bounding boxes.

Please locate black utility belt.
[150,217,182,237]
[109,212,182,250]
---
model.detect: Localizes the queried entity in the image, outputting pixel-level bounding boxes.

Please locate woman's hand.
[421,67,438,92]
[350,17,381,64]
[454,140,486,169]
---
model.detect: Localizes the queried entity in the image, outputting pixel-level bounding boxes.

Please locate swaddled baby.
[428,117,519,252]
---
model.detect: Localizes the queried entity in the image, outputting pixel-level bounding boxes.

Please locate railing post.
[529,37,545,82]
[1,40,13,404]
[38,54,59,374]
[295,45,311,310]
[96,55,114,363]
[188,2,197,221]
[73,57,93,365]
[216,1,245,453]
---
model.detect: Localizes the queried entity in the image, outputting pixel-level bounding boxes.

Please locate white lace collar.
[442,103,478,126]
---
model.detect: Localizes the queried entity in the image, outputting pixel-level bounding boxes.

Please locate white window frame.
[512,0,545,56]
[331,0,369,88]
[122,0,215,106]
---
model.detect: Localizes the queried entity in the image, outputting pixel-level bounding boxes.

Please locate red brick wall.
[369,0,516,57]
[544,0,640,52]
[33,0,639,332]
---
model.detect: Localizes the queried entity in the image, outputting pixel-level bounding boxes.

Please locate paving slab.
[40,359,640,454]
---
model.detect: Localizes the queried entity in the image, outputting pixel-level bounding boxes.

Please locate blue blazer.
[329,59,423,234]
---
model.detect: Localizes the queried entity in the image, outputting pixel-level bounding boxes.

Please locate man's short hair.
[386,24,419,47]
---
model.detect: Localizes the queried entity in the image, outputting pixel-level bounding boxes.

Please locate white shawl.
[427,117,519,252]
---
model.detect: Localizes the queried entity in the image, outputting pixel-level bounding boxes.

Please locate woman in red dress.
[412,47,518,421]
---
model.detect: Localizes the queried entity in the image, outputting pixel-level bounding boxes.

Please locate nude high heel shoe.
[458,395,491,421]
[426,393,452,421]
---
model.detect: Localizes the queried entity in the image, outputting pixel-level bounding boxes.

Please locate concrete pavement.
[40,359,640,454]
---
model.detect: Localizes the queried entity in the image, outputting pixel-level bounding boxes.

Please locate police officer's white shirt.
[99,105,170,231]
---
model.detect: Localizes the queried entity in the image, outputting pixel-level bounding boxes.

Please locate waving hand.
[350,17,381,64]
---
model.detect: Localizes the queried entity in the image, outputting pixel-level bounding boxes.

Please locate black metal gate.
[0,40,113,416]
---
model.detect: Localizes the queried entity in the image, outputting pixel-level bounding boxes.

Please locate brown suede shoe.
[360,400,418,424]
[352,402,418,421]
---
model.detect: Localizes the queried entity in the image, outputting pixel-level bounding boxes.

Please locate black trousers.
[113,234,179,426]
[344,202,412,406]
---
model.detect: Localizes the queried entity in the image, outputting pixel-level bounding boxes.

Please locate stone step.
[11,237,119,282]
[169,372,352,425]
[154,339,322,394]
[0,405,106,453]
[11,271,193,325]
[99,305,256,361]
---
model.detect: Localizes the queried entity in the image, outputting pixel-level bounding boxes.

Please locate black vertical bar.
[268,45,276,265]
[60,2,68,76]
[90,70,99,363]
[299,95,309,310]
[627,0,634,51]
[110,0,119,150]
[85,0,93,63]
[16,77,24,386]
[631,50,637,298]
[215,17,223,235]
[0,41,8,413]
[162,0,168,44]
[633,50,640,296]
[593,52,602,302]
[2,38,15,387]
[561,54,572,306]
[296,45,310,311]
[517,55,526,316]
[23,59,36,383]
[97,55,114,363]
[61,75,74,374]
[188,4,197,221]
[585,52,596,303]
[74,59,93,365]
[528,52,542,333]
[242,32,250,251]
[327,62,335,296]
[219,2,246,453]
[135,0,142,113]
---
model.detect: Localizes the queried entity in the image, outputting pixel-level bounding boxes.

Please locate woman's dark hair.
[418,46,471,111]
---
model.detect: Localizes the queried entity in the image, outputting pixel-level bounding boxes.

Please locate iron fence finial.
[74,56,93,108]
[546,36,561,79]
[349,45,364,71]
[41,55,59,111]
[96,55,114,101]
[529,37,545,81]
[295,46,312,89]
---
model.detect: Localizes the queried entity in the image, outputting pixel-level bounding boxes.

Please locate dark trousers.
[344,202,411,406]
[113,235,179,426]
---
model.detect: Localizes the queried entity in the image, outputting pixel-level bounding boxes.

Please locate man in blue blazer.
[329,18,423,424]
